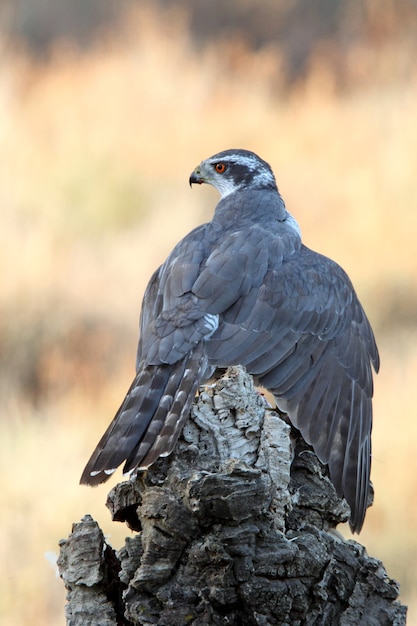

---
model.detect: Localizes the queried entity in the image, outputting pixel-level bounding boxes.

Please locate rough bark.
[58,366,407,625]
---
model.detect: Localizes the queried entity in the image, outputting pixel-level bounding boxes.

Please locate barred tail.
[80,345,205,486]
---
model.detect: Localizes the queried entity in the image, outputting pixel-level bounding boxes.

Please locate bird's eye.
[214,162,227,173]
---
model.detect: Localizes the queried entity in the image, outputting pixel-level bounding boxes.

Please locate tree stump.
[58,366,407,625]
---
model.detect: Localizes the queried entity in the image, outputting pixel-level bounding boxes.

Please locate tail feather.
[130,363,201,470]
[80,345,205,485]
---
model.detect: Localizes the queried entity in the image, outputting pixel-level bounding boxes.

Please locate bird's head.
[189,149,278,199]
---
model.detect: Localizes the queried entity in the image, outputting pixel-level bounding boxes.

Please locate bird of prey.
[80,149,379,533]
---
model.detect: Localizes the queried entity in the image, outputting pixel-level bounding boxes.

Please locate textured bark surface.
[58,366,407,625]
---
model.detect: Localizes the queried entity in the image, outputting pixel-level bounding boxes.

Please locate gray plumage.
[80,149,379,533]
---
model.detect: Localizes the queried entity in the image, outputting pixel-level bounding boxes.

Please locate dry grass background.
[1,6,416,625]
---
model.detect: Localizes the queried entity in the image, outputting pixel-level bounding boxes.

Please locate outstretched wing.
[203,243,379,532]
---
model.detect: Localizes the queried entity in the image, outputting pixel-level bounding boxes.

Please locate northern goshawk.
[80,149,379,533]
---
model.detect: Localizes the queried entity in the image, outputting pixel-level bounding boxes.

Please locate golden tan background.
[0,2,416,624]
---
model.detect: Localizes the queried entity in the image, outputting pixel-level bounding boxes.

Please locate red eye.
[214,162,226,173]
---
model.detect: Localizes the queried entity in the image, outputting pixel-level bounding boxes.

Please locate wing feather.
[202,243,378,532]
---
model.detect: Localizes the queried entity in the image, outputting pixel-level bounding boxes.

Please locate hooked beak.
[189,168,205,187]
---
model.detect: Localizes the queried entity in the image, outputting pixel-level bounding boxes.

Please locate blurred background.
[0,1,416,624]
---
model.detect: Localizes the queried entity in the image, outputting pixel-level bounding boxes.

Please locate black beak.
[189,171,204,187]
